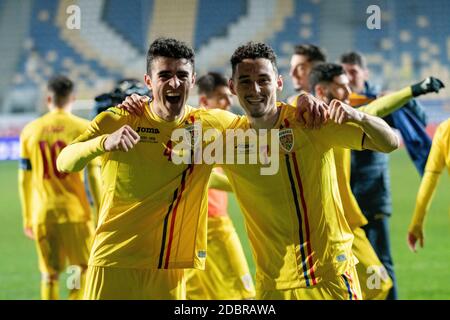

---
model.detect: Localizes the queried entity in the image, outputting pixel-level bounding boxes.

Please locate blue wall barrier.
[0,137,20,160]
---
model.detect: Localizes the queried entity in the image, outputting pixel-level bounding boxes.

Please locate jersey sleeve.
[311,121,365,151]
[409,170,440,233]
[86,156,103,225]
[57,107,128,173]
[284,102,364,151]
[359,87,412,118]
[409,122,448,232]
[18,127,33,228]
[424,123,446,174]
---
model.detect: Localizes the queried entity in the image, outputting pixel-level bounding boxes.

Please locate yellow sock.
[41,280,59,300]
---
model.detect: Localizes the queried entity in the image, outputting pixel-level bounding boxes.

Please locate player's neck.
[152,101,185,122]
[249,105,281,130]
[49,104,71,113]
[353,83,365,93]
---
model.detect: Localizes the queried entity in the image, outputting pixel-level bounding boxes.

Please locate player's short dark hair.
[197,72,228,96]
[309,63,345,93]
[146,37,195,74]
[340,51,367,69]
[230,42,278,76]
[293,44,327,64]
[47,75,74,106]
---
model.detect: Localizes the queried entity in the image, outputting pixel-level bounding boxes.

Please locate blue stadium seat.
[194,0,247,49]
[102,0,153,53]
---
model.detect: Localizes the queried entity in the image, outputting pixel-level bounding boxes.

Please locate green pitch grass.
[0,149,449,299]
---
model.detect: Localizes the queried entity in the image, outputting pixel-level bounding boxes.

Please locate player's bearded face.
[147,57,195,115]
[323,74,352,104]
[231,58,282,118]
[328,74,352,104]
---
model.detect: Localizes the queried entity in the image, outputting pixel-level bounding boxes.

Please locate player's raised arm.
[360,77,445,117]
[329,99,399,153]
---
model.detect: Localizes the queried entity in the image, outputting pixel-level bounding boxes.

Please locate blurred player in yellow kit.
[185,72,255,300]
[18,75,101,300]
[408,118,450,252]
[57,38,243,299]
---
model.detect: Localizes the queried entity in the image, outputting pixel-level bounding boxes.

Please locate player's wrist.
[408,221,423,234]
[101,134,112,152]
[349,109,365,124]
[411,82,425,97]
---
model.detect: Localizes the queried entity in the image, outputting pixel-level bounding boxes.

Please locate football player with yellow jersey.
[57,38,242,299]
[408,118,450,252]
[223,42,398,299]
[18,75,101,300]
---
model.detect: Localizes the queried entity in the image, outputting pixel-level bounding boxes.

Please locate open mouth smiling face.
[147,57,195,116]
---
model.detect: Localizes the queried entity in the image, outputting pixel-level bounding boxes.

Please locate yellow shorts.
[257,266,362,300]
[352,227,392,300]
[84,266,186,300]
[34,222,94,275]
[185,216,255,300]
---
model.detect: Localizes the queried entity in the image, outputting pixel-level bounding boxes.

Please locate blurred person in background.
[288,44,326,102]
[18,75,101,300]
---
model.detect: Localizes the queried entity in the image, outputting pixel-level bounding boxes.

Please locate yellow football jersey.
[410,118,450,229]
[338,86,413,228]
[223,102,365,291]
[185,216,256,300]
[18,109,98,227]
[423,119,450,175]
[333,147,368,228]
[290,96,368,229]
[290,87,413,230]
[57,102,240,270]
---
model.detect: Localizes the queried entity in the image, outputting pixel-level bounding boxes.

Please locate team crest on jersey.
[279,128,294,153]
[184,122,202,148]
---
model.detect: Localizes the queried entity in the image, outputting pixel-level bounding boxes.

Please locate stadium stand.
[0,0,448,120]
